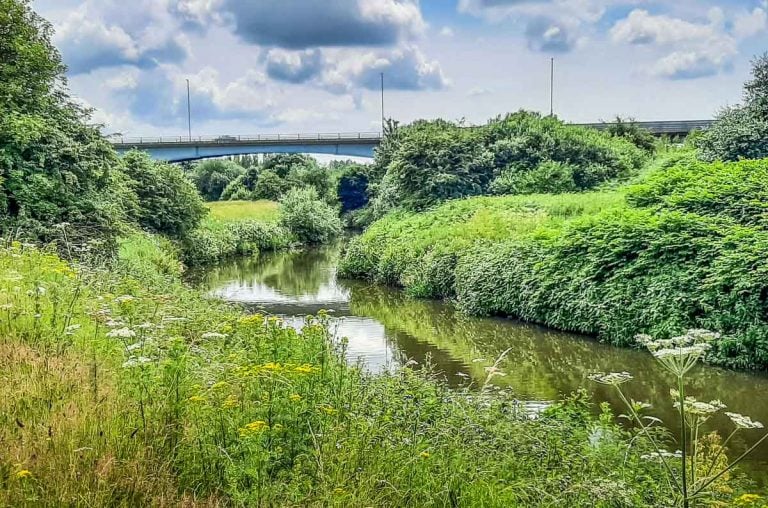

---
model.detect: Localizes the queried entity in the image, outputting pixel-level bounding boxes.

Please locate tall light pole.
[549,58,554,117]
[186,78,192,141]
[380,72,385,135]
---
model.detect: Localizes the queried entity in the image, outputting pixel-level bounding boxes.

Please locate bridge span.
[111,120,713,162]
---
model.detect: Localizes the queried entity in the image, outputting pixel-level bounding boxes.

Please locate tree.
[262,154,315,178]
[121,151,207,238]
[192,159,243,201]
[336,163,370,212]
[253,170,288,200]
[279,187,342,244]
[0,0,133,247]
[698,53,768,162]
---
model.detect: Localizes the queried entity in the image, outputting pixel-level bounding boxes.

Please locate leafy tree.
[602,116,656,152]
[698,53,768,162]
[121,151,207,238]
[262,153,315,178]
[0,0,133,247]
[279,187,342,244]
[336,163,370,212]
[286,162,335,203]
[253,170,288,200]
[192,159,243,201]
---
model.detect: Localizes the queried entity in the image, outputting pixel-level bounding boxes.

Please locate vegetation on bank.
[2,241,685,507]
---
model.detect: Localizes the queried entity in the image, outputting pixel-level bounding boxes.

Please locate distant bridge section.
[112,121,713,162]
[111,132,383,162]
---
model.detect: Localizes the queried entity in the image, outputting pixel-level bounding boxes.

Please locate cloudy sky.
[34,0,768,138]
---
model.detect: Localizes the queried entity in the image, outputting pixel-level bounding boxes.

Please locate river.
[193,242,768,482]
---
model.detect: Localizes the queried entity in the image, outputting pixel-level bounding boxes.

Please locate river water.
[194,242,768,481]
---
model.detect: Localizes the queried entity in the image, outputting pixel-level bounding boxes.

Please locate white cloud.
[610,9,717,45]
[734,7,768,39]
[468,86,492,97]
[264,49,324,84]
[440,26,455,37]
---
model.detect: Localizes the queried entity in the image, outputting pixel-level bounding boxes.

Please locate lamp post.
[380,72,385,135]
[549,58,554,117]
[186,79,192,142]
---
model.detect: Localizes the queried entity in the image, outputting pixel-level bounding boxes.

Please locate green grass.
[206,200,280,223]
[0,240,687,506]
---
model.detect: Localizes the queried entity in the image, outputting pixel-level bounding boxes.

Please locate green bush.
[191,159,244,201]
[489,161,579,195]
[180,219,292,265]
[698,54,768,162]
[121,151,207,239]
[279,187,342,244]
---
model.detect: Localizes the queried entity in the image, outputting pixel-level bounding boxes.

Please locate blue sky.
[33,0,768,137]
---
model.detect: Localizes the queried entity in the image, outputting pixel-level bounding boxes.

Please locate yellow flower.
[222,395,239,409]
[735,494,763,506]
[293,364,318,375]
[320,405,338,416]
[289,394,302,402]
[420,451,430,459]
[15,470,32,479]
[262,362,283,372]
[333,488,345,496]
[239,420,268,436]
[188,395,206,403]
[211,381,230,390]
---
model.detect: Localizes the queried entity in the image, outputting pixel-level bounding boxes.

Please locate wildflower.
[239,420,268,436]
[289,394,302,402]
[735,494,762,505]
[201,332,227,339]
[15,470,32,479]
[222,396,239,409]
[107,328,136,339]
[726,412,764,429]
[588,372,633,386]
[135,322,154,330]
[420,451,430,459]
[0,303,13,310]
[320,405,338,416]
[188,395,206,403]
[210,381,230,390]
[293,364,318,374]
[641,450,683,461]
[333,488,345,496]
[672,394,726,421]
[122,356,152,368]
[105,319,124,328]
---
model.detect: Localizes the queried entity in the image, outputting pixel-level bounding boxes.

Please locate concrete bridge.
[111,120,713,162]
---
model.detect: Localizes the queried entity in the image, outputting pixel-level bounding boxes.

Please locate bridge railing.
[111,131,384,145]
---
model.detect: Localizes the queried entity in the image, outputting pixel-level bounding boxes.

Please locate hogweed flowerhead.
[107,327,136,339]
[637,330,718,376]
[641,450,683,462]
[588,372,633,386]
[201,332,227,339]
[725,412,764,429]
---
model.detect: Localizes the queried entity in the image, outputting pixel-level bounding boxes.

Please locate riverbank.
[340,153,768,370]
[0,242,685,506]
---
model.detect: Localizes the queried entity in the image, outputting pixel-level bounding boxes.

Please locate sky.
[33,0,768,138]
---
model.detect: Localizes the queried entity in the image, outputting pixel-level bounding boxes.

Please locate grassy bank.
[341,154,768,370]
[180,200,293,266]
[0,240,681,506]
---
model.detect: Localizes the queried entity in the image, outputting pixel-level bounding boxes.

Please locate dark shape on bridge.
[111,121,713,162]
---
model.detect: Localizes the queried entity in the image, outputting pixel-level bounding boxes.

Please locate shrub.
[698,53,768,162]
[602,116,657,152]
[489,161,579,195]
[191,159,244,201]
[279,187,342,244]
[121,151,207,239]
[180,220,292,265]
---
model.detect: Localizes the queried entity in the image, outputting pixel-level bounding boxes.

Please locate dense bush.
[602,117,657,152]
[0,0,133,247]
[252,169,288,200]
[279,187,342,244]
[367,112,646,218]
[121,151,207,239]
[698,54,768,162]
[180,219,292,265]
[191,159,244,201]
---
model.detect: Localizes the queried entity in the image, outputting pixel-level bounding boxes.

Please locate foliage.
[602,116,657,152]
[0,0,133,248]
[262,153,315,178]
[279,187,342,244]
[116,231,183,282]
[591,330,768,507]
[336,162,371,213]
[367,112,646,218]
[191,159,244,201]
[344,155,768,369]
[120,151,207,239]
[285,162,336,203]
[180,219,292,265]
[252,169,288,200]
[698,53,768,162]
[0,242,682,506]
[220,173,249,201]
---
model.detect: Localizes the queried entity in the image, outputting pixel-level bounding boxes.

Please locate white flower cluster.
[636,330,719,376]
[670,390,726,420]
[641,450,683,461]
[725,412,764,429]
[122,356,152,368]
[588,372,633,386]
[201,332,228,339]
[106,327,136,339]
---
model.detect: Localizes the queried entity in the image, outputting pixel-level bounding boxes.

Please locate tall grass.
[206,200,280,223]
[0,241,684,506]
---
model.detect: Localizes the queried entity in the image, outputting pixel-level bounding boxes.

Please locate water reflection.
[193,243,768,479]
